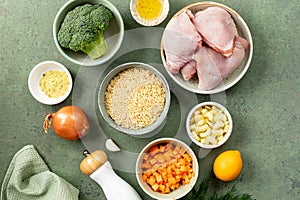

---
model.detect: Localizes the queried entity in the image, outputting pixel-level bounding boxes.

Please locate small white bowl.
[28,61,72,105]
[130,0,169,26]
[53,0,124,66]
[136,138,198,200]
[186,102,233,149]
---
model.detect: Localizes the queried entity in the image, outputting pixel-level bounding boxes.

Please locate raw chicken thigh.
[195,37,249,90]
[162,10,202,74]
[193,47,222,90]
[193,7,237,57]
[162,6,249,91]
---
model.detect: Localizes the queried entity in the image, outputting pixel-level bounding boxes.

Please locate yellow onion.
[43,106,89,140]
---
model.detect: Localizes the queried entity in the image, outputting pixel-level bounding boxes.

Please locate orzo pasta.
[105,67,166,129]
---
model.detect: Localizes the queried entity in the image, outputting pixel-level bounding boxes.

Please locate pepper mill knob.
[80,150,108,175]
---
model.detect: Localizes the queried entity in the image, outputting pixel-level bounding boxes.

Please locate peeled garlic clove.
[197,124,209,132]
[105,139,121,152]
[192,131,200,141]
[201,108,208,114]
[194,114,201,123]
[213,120,224,129]
[197,119,205,126]
[206,136,217,145]
[216,135,224,143]
[200,138,206,144]
[206,111,214,122]
[200,127,211,138]
[207,120,213,127]
[215,112,227,122]
[190,124,196,131]
[210,107,219,115]
[212,129,223,136]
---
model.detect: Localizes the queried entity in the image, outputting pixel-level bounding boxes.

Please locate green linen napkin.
[1,145,79,200]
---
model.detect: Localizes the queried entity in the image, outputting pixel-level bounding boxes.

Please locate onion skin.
[43,106,90,140]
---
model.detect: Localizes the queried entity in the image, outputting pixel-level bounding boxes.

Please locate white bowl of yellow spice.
[130,0,169,26]
[28,61,72,105]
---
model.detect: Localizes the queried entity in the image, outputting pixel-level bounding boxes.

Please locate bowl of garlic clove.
[186,102,233,149]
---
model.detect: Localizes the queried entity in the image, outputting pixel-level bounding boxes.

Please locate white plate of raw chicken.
[161,2,253,94]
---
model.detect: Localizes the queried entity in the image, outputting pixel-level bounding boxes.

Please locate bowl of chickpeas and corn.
[186,102,233,149]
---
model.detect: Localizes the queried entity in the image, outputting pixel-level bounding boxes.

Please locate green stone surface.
[1,0,300,200]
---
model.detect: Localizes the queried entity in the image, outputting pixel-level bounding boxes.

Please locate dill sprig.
[182,179,255,200]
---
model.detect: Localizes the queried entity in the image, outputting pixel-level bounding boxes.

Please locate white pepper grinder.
[80,150,142,200]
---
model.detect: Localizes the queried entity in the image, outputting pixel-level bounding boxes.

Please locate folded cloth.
[1,145,79,200]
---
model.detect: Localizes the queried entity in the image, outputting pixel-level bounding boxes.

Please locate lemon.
[213,150,243,181]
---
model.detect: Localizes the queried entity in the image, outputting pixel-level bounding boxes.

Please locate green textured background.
[1,0,300,199]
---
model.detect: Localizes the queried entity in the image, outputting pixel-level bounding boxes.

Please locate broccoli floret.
[58,4,113,59]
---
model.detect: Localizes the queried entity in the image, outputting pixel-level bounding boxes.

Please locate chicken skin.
[195,37,249,90]
[193,7,237,57]
[162,10,202,74]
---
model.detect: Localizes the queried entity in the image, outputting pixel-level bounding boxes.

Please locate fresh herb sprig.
[182,179,255,200]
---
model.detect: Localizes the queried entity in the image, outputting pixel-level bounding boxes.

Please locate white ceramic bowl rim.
[53,0,124,66]
[161,1,253,94]
[186,101,233,149]
[28,61,73,105]
[136,137,199,200]
[98,62,171,135]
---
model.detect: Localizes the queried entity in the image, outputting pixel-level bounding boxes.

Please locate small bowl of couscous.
[28,61,73,105]
[98,62,171,135]
[186,102,233,149]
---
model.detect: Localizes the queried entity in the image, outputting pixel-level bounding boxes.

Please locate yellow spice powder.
[136,0,162,20]
[39,70,70,98]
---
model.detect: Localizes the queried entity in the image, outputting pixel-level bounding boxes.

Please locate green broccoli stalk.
[80,31,107,59]
[58,4,113,59]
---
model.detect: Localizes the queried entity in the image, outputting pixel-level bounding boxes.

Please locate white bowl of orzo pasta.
[98,62,171,135]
